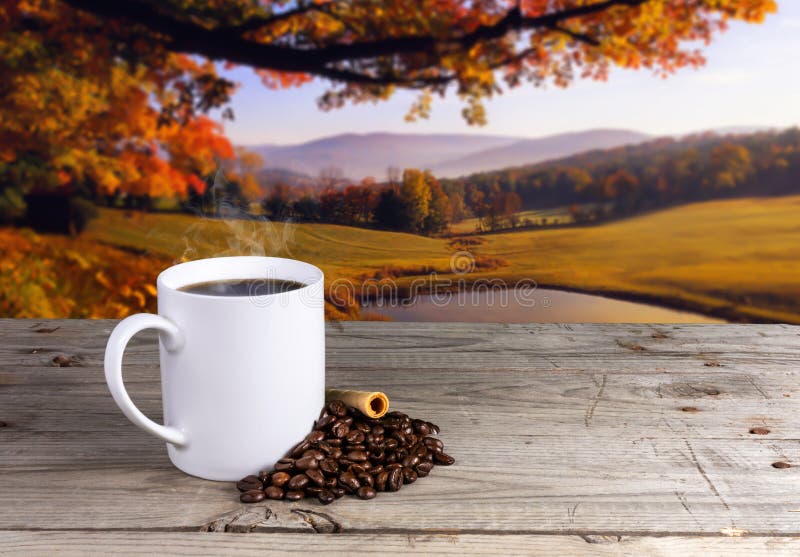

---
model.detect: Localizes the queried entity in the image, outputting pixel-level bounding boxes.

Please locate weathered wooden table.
[2,320,800,555]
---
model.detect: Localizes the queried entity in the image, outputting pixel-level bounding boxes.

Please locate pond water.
[361,287,723,323]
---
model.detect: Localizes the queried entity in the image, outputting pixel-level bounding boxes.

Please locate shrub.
[68,197,99,234]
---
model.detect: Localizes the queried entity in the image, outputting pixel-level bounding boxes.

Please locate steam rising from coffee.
[179,168,295,262]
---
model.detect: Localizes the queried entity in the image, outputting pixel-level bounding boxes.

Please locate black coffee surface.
[178,278,305,297]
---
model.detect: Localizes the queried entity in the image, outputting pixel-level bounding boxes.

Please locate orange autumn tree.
[0,1,237,220]
[50,0,776,124]
[1,0,776,221]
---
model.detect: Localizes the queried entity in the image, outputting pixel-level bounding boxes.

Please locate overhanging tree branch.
[60,0,649,84]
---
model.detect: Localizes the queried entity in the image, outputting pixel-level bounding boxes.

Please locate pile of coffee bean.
[236,400,454,505]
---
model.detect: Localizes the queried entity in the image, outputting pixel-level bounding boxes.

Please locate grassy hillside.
[474,196,800,323]
[85,209,453,280]
[4,196,800,322]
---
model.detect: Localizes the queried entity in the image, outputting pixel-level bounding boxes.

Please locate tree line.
[251,127,800,235]
[442,128,800,231]
[9,126,800,237]
[257,168,463,235]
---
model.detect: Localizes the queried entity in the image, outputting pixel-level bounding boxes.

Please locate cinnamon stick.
[325,389,389,419]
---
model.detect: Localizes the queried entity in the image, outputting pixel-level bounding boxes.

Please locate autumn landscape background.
[2,0,798,323]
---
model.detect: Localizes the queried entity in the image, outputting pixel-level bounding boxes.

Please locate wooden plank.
[1,320,799,536]
[2,320,798,374]
[2,532,799,557]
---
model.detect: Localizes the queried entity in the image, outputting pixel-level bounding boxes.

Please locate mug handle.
[104,314,188,447]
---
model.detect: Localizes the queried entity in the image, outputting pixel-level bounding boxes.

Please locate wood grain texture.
[1,319,800,544]
[2,532,799,557]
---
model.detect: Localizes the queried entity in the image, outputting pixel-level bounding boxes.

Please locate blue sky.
[217,4,800,146]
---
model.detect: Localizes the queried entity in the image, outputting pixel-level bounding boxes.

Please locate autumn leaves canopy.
[0,0,776,213]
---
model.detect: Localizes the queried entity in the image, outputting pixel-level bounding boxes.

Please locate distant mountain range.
[432,129,651,177]
[245,126,774,182]
[247,129,651,180]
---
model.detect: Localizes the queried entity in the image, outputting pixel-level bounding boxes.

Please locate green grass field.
[84,196,800,323]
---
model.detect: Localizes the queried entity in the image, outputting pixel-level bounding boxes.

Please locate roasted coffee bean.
[236,475,262,492]
[285,490,305,501]
[357,486,377,500]
[316,414,336,429]
[274,458,295,472]
[317,489,336,505]
[287,474,309,491]
[403,468,418,484]
[350,464,366,474]
[434,452,455,466]
[338,458,354,468]
[290,440,311,458]
[320,457,339,476]
[338,470,360,492]
[240,489,265,503]
[387,468,403,492]
[423,437,444,452]
[375,470,389,491]
[264,486,284,500]
[302,449,325,461]
[233,402,450,505]
[306,430,326,443]
[346,430,365,444]
[412,419,431,435]
[328,400,348,417]
[415,461,433,477]
[331,420,350,439]
[295,456,319,470]
[370,464,384,476]
[313,441,332,455]
[383,417,401,430]
[347,450,368,462]
[306,468,326,487]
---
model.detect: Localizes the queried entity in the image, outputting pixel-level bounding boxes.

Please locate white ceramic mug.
[103,256,325,481]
